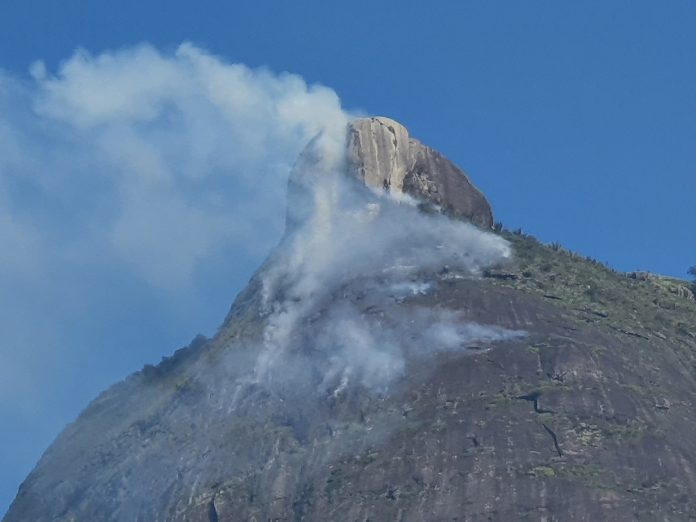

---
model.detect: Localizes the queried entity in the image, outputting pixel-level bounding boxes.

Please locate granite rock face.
[347,117,493,228]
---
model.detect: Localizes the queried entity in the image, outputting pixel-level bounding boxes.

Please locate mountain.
[5,118,696,522]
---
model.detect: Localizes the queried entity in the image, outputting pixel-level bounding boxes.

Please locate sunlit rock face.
[286,116,494,232]
[347,117,494,228]
[348,117,412,194]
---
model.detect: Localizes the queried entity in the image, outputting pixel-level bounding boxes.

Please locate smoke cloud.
[0,43,350,514]
[1,42,348,288]
[0,40,353,420]
[243,134,524,396]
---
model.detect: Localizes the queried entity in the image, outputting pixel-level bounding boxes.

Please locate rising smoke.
[0,43,351,510]
[0,42,352,410]
[244,129,525,396]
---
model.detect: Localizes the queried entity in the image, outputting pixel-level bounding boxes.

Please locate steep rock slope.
[286,117,493,232]
[347,117,493,228]
[5,120,696,522]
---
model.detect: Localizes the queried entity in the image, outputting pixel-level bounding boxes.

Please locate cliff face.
[347,117,493,228]
[5,119,696,522]
[286,117,493,232]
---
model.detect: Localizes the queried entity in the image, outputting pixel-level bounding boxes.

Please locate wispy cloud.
[1,42,348,288]
[0,43,349,511]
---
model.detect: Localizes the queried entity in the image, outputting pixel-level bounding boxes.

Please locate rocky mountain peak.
[347,116,493,228]
[286,116,494,232]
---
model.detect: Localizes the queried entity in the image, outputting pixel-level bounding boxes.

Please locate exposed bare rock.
[285,116,494,232]
[348,117,493,228]
[347,117,412,194]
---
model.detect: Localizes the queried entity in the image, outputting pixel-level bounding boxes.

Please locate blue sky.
[1,1,695,515]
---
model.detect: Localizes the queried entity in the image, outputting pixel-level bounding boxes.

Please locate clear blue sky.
[1,1,695,515]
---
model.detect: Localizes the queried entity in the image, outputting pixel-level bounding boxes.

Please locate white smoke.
[0,42,348,289]
[248,133,524,394]
[0,43,353,510]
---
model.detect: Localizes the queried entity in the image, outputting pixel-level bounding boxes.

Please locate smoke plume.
[0,43,350,513]
[245,131,524,395]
